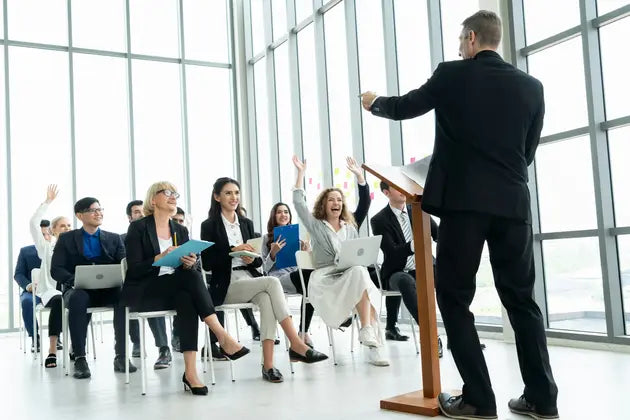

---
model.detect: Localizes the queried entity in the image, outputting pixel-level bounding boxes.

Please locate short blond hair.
[143,181,178,216]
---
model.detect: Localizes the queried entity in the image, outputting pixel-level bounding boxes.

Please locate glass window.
[254,60,274,227]
[471,245,504,324]
[8,0,67,45]
[130,0,179,57]
[250,0,266,55]
[9,48,73,292]
[274,43,295,205]
[183,0,229,63]
[131,60,185,195]
[599,17,630,121]
[394,0,435,164]
[74,54,130,235]
[523,0,580,45]
[356,0,390,224]
[527,37,588,136]
[535,136,597,232]
[617,235,630,335]
[608,127,630,227]
[295,0,312,23]
[543,237,606,334]
[324,3,356,210]
[597,0,629,15]
[439,0,479,62]
[0,53,7,329]
[272,0,287,40]
[71,1,126,51]
[186,66,234,238]
[297,24,324,208]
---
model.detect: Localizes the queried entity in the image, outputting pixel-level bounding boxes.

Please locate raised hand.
[292,155,307,173]
[46,184,59,204]
[269,235,287,260]
[346,156,366,184]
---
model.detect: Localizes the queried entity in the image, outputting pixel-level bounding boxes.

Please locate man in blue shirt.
[51,197,137,379]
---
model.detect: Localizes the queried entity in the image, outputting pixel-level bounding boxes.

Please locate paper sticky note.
[410,157,416,163]
[308,177,312,185]
[370,192,375,200]
[317,183,321,190]
[346,171,352,179]
[343,181,348,189]
[334,168,340,175]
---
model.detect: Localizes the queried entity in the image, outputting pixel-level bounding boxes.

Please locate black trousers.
[45,294,63,337]
[140,269,215,352]
[436,211,557,410]
[129,317,168,348]
[289,269,314,332]
[65,287,126,358]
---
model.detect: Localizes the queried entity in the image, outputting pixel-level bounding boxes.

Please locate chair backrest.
[120,258,128,282]
[30,268,40,288]
[295,251,314,270]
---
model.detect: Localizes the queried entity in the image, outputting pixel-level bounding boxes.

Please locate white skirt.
[308,265,381,328]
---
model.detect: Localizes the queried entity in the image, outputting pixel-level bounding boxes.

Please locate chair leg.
[99,313,104,344]
[327,327,337,366]
[63,306,69,376]
[90,319,96,360]
[207,327,216,385]
[406,306,419,354]
[234,310,241,343]
[39,310,46,367]
[125,308,130,384]
[139,318,147,396]
[225,311,235,382]
[32,299,37,361]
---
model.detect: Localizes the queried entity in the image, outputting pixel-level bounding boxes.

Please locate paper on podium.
[401,155,431,188]
[362,155,431,199]
[152,239,214,268]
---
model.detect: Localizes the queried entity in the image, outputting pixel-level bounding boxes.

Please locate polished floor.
[3,317,629,420]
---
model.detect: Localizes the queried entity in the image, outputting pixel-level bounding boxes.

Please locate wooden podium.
[363,163,442,417]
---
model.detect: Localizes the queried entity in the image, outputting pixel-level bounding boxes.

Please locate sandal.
[45,354,57,368]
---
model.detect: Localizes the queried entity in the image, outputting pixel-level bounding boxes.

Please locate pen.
[173,232,178,247]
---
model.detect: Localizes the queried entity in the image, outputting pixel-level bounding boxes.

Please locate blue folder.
[152,239,214,268]
[273,224,299,270]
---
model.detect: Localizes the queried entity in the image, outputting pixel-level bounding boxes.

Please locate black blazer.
[200,215,263,306]
[51,228,125,290]
[371,50,544,222]
[370,204,438,289]
[120,216,194,308]
[354,183,371,228]
[14,245,42,291]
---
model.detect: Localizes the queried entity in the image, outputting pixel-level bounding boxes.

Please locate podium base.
[380,390,440,417]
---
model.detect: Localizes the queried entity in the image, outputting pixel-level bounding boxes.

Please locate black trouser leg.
[390,271,419,325]
[385,296,402,330]
[487,217,558,407]
[435,212,495,410]
[147,317,168,348]
[129,320,140,345]
[65,289,92,358]
[289,270,314,332]
[45,295,63,337]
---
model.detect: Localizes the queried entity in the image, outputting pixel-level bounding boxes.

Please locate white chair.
[17,286,26,353]
[30,268,51,366]
[121,258,176,395]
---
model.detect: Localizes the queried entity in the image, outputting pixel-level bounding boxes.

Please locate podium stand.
[363,163,442,417]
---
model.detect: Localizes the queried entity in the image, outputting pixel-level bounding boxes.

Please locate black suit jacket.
[200,215,263,306]
[371,50,544,222]
[14,245,42,291]
[51,228,125,290]
[370,204,438,289]
[121,216,195,308]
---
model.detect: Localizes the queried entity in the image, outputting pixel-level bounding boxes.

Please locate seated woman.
[122,181,249,396]
[200,177,328,384]
[29,185,73,368]
[291,156,389,366]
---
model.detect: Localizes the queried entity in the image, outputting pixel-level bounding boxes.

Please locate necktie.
[399,211,415,271]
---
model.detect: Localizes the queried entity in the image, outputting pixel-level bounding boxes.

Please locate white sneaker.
[359,326,379,348]
[368,347,390,367]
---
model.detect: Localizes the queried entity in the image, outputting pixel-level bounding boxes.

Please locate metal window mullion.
[3,0,14,329]
[286,0,303,159]
[382,0,402,166]
[579,0,624,337]
[428,0,444,70]
[124,0,136,200]
[508,0,548,326]
[228,0,241,184]
[314,0,333,187]
[176,0,192,214]
[68,0,78,224]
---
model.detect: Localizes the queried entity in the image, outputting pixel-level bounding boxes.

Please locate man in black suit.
[361,10,557,420]
[370,181,442,357]
[51,197,137,379]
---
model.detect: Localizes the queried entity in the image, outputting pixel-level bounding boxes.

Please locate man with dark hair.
[51,197,137,379]
[122,200,171,368]
[361,9,557,420]
[172,207,185,225]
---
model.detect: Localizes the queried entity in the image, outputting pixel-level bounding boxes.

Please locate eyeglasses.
[82,208,105,214]
[157,189,180,199]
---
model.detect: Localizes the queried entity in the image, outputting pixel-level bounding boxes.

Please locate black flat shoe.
[262,366,284,383]
[220,345,250,361]
[182,373,208,395]
[385,327,409,341]
[113,356,137,373]
[288,348,328,364]
[73,357,91,379]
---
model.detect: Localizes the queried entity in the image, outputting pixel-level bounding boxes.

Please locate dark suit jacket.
[121,216,195,308]
[371,50,544,222]
[51,228,125,290]
[370,204,438,289]
[200,215,263,306]
[14,245,42,291]
[354,183,371,228]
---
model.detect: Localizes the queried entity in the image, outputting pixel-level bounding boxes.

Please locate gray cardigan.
[292,188,359,269]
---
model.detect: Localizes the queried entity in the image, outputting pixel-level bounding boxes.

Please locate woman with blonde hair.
[122,181,249,395]
[291,156,389,366]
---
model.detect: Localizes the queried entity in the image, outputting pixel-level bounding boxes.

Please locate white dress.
[307,221,381,328]
[30,202,62,306]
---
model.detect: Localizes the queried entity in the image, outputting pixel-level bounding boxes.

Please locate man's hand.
[26,283,33,293]
[360,91,377,111]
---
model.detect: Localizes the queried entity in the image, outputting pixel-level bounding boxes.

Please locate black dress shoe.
[182,373,208,395]
[73,357,91,379]
[201,344,228,361]
[220,345,251,361]
[339,316,352,329]
[154,346,172,370]
[113,356,137,373]
[437,393,497,419]
[385,327,409,341]
[56,339,63,351]
[288,348,328,363]
[262,366,284,383]
[251,326,261,341]
[508,395,559,419]
[447,341,486,351]
[438,337,443,358]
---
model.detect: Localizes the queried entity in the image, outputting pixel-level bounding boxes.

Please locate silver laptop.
[74,264,124,290]
[332,235,382,273]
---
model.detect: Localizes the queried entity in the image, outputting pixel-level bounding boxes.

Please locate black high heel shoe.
[219,345,250,361]
[182,373,208,396]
